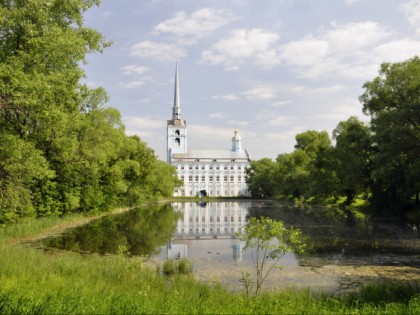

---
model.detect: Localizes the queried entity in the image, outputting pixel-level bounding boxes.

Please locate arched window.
[175,138,180,146]
[175,129,180,136]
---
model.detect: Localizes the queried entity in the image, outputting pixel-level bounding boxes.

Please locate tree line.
[0,0,180,224]
[246,56,419,217]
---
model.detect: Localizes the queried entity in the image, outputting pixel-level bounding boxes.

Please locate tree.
[236,216,305,296]
[332,116,374,204]
[359,56,420,213]
[245,158,278,198]
[0,1,180,222]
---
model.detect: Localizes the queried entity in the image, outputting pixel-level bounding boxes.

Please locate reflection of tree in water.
[247,202,418,256]
[44,204,179,256]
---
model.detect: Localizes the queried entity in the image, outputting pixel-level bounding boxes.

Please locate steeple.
[173,62,181,119]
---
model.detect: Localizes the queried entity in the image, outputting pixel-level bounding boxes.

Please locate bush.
[162,258,192,276]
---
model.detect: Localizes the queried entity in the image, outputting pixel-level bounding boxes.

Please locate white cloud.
[372,38,420,63]
[267,115,296,126]
[153,8,236,44]
[400,0,420,35]
[279,21,392,79]
[312,99,364,122]
[270,100,292,108]
[325,21,391,53]
[130,41,186,60]
[314,84,345,94]
[209,112,229,119]
[212,93,239,100]
[256,110,296,126]
[124,116,164,133]
[344,0,359,4]
[227,120,249,127]
[242,85,278,100]
[200,28,280,69]
[121,65,150,75]
[280,36,329,67]
[118,80,146,89]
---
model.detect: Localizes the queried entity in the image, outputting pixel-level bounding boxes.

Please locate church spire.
[173,62,181,119]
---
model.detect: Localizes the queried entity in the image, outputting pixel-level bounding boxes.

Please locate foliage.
[360,56,420,214]
[0,1,180,223]
[246,56,419,217]
[236,216,305,296]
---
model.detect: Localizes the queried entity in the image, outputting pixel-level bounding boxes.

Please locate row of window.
[179,227,238,233]
[181,175,242,182]
[187,216,242,223]
[175,190,240,196]
[178,165,244,171]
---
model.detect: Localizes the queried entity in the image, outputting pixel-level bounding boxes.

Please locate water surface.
[40,201,420,292]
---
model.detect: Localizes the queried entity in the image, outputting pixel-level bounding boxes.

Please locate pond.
[39,201,420,293]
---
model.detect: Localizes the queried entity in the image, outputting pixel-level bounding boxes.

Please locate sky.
[82,0,420,161]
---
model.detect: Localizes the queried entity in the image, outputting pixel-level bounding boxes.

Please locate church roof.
[172,149,250,161]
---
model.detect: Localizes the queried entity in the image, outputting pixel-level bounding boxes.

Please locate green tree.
[0,1,180,221]
[275,151,310,199]
[0,131,54,223]
[246,158,278,198]
[332,116,374,204]
[360,56,420,213]
[236,217,305,296]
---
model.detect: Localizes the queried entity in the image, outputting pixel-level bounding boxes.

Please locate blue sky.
[82,0,420,160]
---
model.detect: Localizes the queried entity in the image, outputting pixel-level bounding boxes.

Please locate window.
[230,176,234,182]
[175,129,180,136]
[195,166,199,170]
[216,166,220,170]
[224,175,228,182]
[238,175,241,181]
[209,175,213,181]
[201,175,205,181]
[209,166,213,170]
[175,138,180,146]
[188,175,192,182]
[238,166,242,170]
[231,216,234,222]
[224,166,228,170]
[216,176,220,181]
[195,176,199,182]
[189,166,192,170]
[181,175,184,181]
[201,166,205,170]
[230,166,234,170]
[181,166,184,170]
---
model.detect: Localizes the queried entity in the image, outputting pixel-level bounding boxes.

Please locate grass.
[0,211,419,314]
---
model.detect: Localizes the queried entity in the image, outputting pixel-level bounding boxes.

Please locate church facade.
[167,65,251,197]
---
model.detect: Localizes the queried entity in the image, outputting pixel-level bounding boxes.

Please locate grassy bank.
[1,210,419,314]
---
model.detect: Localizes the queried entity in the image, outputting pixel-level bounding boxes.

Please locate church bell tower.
[167,63,187,163]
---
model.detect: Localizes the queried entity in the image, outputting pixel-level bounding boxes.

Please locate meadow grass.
[0,215,419,314]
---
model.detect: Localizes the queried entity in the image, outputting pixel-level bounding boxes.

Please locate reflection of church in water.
[166,202,250,261]
[173,201,249,238]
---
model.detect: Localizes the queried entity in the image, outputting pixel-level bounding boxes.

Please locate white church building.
[167,65,251,197]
